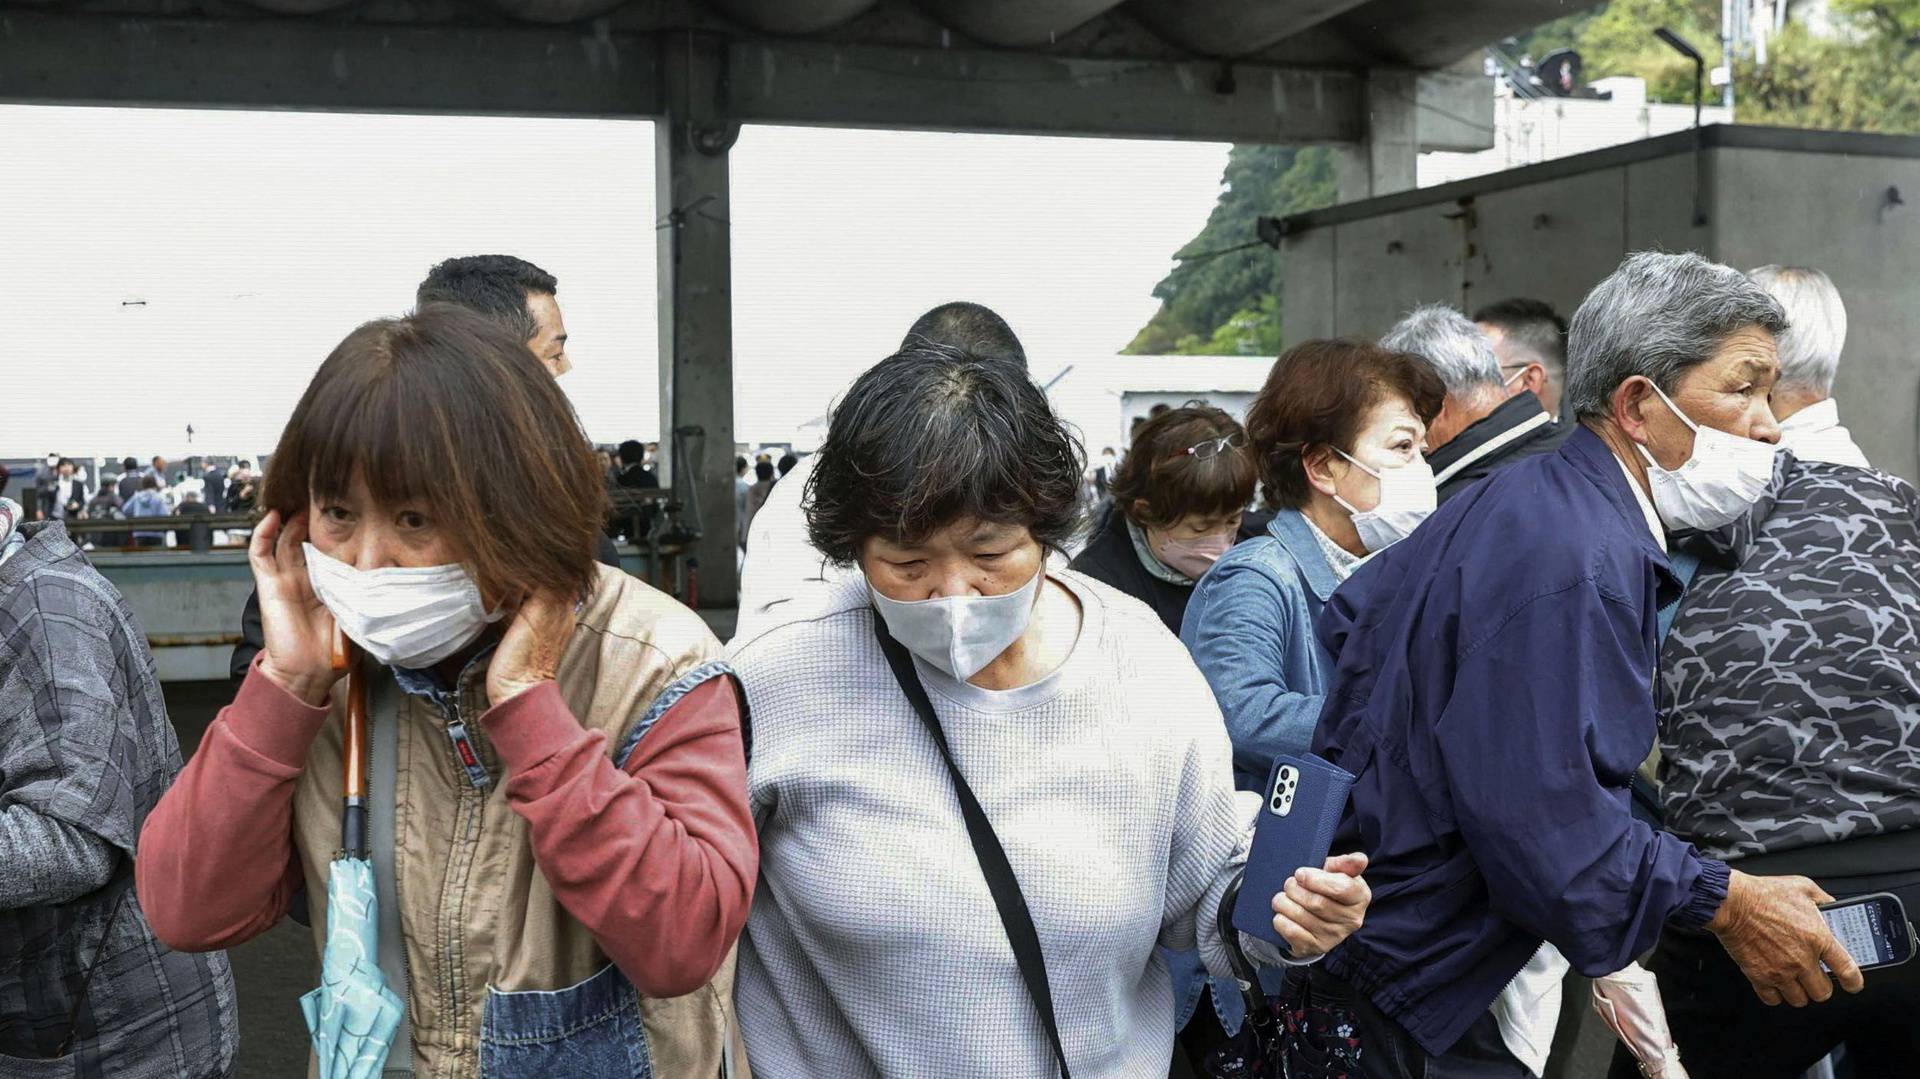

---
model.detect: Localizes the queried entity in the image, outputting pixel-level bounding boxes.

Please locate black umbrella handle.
[342,799,367,860]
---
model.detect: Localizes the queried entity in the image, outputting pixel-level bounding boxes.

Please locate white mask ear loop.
[1329,447,1380,516]
[1634,379,1698,468]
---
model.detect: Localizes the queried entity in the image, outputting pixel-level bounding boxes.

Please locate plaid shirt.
[0,523,237,1077]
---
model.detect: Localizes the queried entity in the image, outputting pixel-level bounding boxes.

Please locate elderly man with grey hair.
[1635,263,1920,1078]
[1746,265,1869,468]
[1382,304,1562,503]
[1301,252,1862,1079]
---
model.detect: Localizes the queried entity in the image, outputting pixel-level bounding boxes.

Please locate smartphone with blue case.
[1233,753,1357,949]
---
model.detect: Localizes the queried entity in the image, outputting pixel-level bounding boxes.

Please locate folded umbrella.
[301,634,404,1079]
[1591,962,1689,1079]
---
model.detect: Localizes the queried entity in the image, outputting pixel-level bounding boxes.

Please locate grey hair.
[1380,304,1503,397]
[1747,265,1846,395]
[1566,251,1788,422]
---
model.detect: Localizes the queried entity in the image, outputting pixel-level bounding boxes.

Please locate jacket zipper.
[435,675,490,1069]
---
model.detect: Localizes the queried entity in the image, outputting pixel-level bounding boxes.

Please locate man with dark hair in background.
[609,439,660,547]
[735,301,1029,636]
[417,254,571,377]
[776,453,798,479]
[201,459,229,513]
[1474,297,1570,421]
[116,457,143,502]
[230,255,605,678]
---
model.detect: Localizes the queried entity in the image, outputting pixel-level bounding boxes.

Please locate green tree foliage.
[1575,0,1725,101]
[1124,145,1335,354]
[1740,23,1920,131]
[1832,0,1920,38]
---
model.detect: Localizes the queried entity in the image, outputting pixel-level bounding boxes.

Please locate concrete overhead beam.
[722,38,1364,143]
[0,11,1384,144]
[0,11,665,115]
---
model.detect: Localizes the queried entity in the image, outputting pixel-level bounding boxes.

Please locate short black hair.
[806,343,1082,564]
[900,302,1027,370]
[617,440,646,466]
[122,456,138,472]
[1472,297,1568,373]
[755,461,776,482]
[416,255,557,342]
[736,455,749,475]
[777,453,798,476]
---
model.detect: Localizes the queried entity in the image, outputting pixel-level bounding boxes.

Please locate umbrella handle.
[335,629,369,858]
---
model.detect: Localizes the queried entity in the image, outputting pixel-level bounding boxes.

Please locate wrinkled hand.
[486,590,576,705]
[1709,870,1863,1007]
[250,509,343,707]
[1269,852,1371,960]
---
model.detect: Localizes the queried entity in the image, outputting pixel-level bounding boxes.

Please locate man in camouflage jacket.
[1648,451,1920,1078]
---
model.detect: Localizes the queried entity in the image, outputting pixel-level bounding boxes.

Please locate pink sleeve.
[136,658,327,951]
[483,674,757,998]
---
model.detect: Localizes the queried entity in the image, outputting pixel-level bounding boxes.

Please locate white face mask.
[1633,380,1776,532]
[304,543,505,670]
[1332,448,1437,554]
[869,568,1042,682]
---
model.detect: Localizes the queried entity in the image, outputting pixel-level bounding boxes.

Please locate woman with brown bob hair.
[137,305,756,1077]
[1183,337,1445,787]
[1165,339,1443,1064]
[1068,404,1257,635]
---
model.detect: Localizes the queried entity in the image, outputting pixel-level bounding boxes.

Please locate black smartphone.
[1819,891,1916,972]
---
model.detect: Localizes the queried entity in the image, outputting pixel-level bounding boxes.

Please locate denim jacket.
[1167,510,1342,1033]
[1181,510,1340,791]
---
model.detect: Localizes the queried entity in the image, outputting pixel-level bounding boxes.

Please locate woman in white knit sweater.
[728,342,1372,1077]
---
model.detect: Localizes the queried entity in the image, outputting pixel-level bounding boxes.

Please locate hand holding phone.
[1233,754,1357,952]
[1820,892,1916,972]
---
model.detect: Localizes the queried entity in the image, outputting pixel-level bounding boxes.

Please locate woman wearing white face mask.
[1069,405,1258,636]
[1170,342,1441,1066]
[728,343,1372,1078]
[137,306,756,1078]
[1182,339,1445,792]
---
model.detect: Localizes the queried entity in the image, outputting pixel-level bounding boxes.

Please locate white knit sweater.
[730,569,1258,1078]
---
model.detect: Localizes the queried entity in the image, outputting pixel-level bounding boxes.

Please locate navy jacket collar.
[1426,394,1551,480]
[1266,509,1342,602]
[1560,425,1673,568]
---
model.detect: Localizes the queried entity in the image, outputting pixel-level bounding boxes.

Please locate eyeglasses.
[1184,433,1247,461]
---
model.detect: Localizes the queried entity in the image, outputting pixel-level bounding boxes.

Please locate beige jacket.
[291,565,748,1078]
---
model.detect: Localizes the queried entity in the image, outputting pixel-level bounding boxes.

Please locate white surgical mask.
[304,543,504,670]
[1633,381,1776,532]
[1332,448,1437,554]
[869,568,1042,681]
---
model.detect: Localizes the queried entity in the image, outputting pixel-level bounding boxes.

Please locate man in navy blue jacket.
[1303,252,1864,1077]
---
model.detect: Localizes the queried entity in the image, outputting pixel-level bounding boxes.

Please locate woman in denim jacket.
[1172,339,1443,1065]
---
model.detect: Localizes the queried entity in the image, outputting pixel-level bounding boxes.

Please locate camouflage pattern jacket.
[1660,455,1920,861]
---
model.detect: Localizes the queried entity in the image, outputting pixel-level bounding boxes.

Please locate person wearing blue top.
[1299,252,1867,1079]
[1173,339,1443,1071]
[1182,338,1445,792]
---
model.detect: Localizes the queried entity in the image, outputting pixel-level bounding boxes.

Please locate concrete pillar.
[1337,68,1419,203]
[656,32,740,607]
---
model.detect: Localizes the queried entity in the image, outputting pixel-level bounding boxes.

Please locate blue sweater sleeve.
[1181,561,1324,780]
[1432,577,1728,976]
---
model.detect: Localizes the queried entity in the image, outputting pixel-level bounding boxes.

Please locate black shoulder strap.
[871,613,1072,1079]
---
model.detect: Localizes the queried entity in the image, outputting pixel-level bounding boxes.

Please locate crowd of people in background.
[3,453,262,547]
[4,248,1917,1079]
